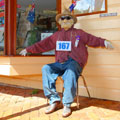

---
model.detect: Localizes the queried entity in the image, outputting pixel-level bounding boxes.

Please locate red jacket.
[26,27,105,68]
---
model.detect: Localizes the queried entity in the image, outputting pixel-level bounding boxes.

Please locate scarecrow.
[20,9,114,117]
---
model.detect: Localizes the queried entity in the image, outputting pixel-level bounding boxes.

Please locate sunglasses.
[60,16,72,20]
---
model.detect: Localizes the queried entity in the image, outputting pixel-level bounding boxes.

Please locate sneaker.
[62,106,72,117]
[45,101,59,114]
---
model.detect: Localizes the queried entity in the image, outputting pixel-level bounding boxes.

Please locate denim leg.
[42,63,62,104]
[62,60,82,107]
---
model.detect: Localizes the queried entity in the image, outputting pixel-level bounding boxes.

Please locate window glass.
[74,0,106,15]
[0,0,4,55]
[16,0,58,55]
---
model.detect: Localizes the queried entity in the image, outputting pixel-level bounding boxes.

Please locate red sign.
[0,11,4,17]
[17,4,21,8]
[0,0,4,8]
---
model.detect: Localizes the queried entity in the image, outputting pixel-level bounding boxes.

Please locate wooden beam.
[4,0,17,55]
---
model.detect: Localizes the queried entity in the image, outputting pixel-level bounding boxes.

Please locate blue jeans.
[42,57,82,107]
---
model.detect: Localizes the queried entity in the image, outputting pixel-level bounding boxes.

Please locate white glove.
[104,40,114,49]
[19,49,27,56]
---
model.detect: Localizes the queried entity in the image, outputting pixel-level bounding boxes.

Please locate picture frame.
[73,0,107,16]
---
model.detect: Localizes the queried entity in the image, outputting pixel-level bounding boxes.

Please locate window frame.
[4,0,61,56]
[4,0,17,56]
[72,0,108,17]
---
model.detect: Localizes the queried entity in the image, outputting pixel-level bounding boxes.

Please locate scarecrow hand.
[104,40,114,49]
[19,49,27,56]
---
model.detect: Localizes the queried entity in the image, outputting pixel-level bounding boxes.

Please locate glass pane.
[0,0,4,55]
[74,0,105,15]
[16,0,58,55]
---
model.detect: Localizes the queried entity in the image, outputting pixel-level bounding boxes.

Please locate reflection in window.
[16,0,57,55]
[74,0,105,15]
[0,0,4,55]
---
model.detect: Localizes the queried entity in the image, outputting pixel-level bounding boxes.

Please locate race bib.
[56,41,71,51]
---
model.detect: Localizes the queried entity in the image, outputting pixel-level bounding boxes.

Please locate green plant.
[31,89,39,95]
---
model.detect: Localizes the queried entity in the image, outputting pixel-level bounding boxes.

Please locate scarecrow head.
[56,9,77,30]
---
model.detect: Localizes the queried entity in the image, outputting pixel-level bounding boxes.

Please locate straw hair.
[56,9,77,24]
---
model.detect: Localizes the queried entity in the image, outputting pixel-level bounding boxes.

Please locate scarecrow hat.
[56,9,77,24]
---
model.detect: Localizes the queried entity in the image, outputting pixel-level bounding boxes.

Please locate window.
[0,0,4,55]
[1,0,60,56]
[16,0,59,55]
[73,0,107,16]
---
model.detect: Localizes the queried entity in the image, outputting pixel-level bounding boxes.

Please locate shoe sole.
[62,111,72,117]
[45,102,60,114]
[45,106,57,114]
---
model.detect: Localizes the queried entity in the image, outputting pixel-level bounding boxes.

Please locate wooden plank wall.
[0,0,120,101]
[0,56,55,89]
[72,0,120,101]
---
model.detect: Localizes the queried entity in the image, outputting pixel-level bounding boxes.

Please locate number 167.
[59,43,70,49]
[56,41,71,51]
